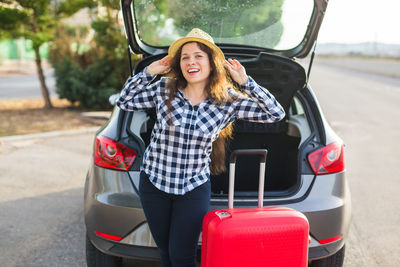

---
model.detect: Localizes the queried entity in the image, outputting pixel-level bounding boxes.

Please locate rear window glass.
[291,96,305,116]
[133,0,314,50]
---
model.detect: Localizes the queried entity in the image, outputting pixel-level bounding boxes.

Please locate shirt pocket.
[158,101,185,127]
[195,107,224,135]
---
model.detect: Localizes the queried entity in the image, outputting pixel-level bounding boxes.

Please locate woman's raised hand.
[146,55,171,76]
[225,58,249,86]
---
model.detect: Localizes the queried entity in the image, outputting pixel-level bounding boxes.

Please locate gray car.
[84,0,352,266]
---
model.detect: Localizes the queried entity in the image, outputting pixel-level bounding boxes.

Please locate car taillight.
[94,136,137,171]
[308,142,345,175]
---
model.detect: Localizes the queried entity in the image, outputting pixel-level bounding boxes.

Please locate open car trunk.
[211,122,300,197]
[210,52,306,197]
[129,52,308,197]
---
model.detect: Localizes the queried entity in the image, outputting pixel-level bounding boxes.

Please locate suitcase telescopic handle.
[228,149,268,209]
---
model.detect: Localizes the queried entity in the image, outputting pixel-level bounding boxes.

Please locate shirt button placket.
[191,106,200,133]
[183,102,192,183]
[187,105,197,185]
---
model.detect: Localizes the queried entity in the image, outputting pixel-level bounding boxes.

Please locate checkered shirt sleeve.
[116,68,161,111]
[224,76,286,126]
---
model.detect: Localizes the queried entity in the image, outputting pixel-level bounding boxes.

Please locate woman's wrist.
[145,66,156,76]
[238,75,249,86]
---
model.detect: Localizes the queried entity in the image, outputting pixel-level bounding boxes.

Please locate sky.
[318,0,400,44]
[277,0,400,48]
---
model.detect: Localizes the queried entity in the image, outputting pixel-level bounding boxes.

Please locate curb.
[80,111,111,119]
[0,127,100,142]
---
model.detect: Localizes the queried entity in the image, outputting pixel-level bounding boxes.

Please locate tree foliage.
[0,0,96,108]
[0,0,96,48]
[53,56,120,109]
[50,0,140,109]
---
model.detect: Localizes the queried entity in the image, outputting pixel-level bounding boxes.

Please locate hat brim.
[168,37,225,62]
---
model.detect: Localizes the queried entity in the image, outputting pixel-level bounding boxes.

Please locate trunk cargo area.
[211,126,300,196]
[211,53,306,196]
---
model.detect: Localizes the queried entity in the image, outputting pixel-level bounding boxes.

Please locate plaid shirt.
[117,69,285,195]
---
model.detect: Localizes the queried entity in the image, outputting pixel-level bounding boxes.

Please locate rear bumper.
[282,172,351,260]
[87,231,160,261]
[85,165,351,261]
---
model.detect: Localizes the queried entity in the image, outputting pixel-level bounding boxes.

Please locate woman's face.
[180,42,212,87]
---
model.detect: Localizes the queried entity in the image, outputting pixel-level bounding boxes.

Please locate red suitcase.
[201,149,309,267]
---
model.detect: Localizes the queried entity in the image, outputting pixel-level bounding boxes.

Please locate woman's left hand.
[225,58,248,86]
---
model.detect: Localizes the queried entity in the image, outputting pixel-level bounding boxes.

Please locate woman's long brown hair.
[166,41,234,175]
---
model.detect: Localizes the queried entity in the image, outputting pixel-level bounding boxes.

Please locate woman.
[117,28,285,267]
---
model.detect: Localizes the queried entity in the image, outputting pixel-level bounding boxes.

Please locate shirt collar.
[176,89,211,107]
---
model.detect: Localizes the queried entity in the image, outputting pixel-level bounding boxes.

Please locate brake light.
[308,142,345,175]
[94,136,137,171]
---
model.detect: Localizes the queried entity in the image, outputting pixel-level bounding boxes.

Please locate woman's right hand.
[146,56,171,76]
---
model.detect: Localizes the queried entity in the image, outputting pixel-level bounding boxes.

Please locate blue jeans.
[139,171,211,267]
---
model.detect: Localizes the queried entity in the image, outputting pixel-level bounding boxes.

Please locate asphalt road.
[309,63,400,267]
[0,60,399,266]
[0,68,57,99]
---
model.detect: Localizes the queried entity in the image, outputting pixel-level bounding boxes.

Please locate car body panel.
[84,165,145,236]
[85,160,351,261]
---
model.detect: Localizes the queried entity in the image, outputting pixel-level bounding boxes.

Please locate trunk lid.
[121,0,328,58]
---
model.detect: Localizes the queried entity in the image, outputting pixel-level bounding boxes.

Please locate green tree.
[0,0,96,108]
[50,0,139,109]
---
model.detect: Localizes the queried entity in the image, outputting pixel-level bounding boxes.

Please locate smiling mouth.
[188,69,200,74]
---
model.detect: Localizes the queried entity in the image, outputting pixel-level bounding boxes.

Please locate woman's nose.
[187,57,195,65]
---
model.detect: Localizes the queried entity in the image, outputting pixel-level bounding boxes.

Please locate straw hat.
[168,28,225,62]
